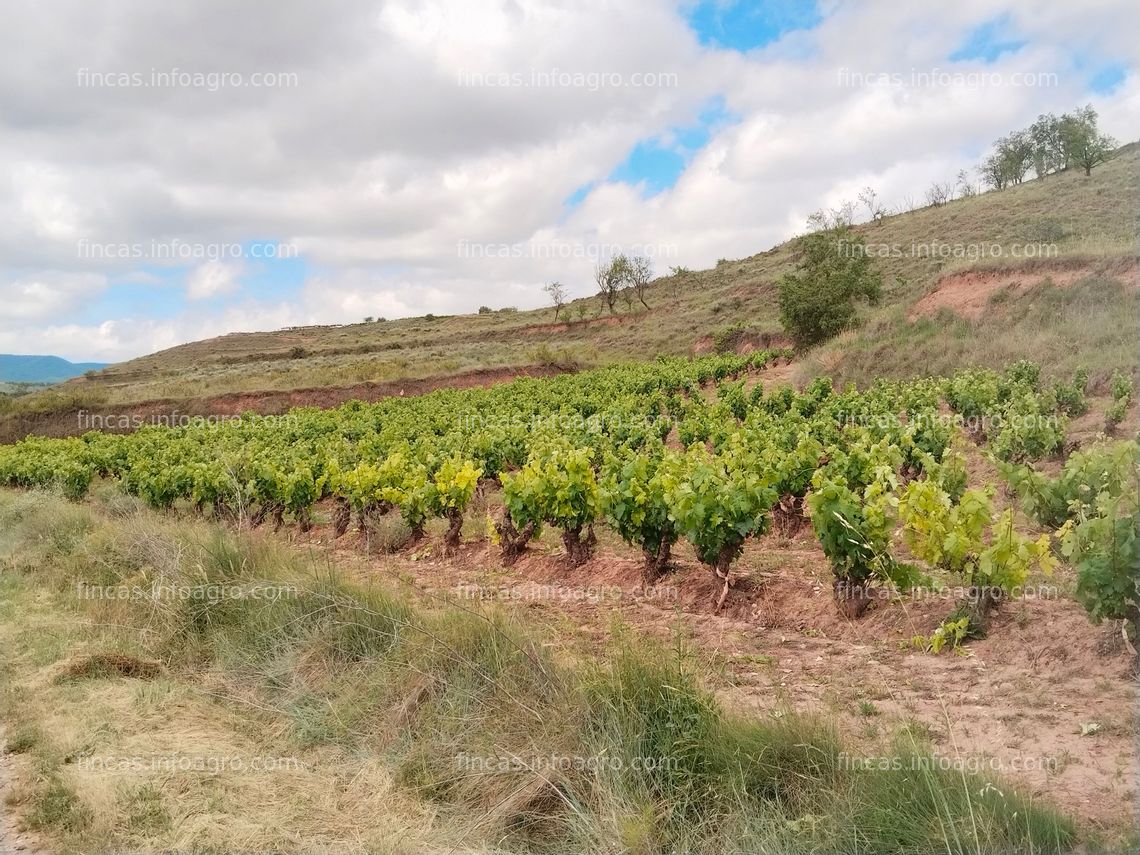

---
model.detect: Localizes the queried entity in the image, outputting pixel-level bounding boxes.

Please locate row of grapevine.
[1,354,1130,628]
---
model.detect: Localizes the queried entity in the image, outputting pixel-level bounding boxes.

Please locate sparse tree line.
[540,253,657,321]
[979,104,1116,189]
[810,105,1118,230]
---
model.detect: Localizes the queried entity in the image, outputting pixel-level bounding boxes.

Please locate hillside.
[0,355,108,384]
[2,143,1136,441]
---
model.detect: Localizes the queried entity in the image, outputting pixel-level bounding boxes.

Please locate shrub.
[1106,371,1133,434]
[990,392,1066,462]
[1064,501,1140,627]
[778,226,882,348]
[712,322,750,354]
[806,474,912,616]
[1110,370,1133,402]
[1005,359,1041,390]
[1001,440,1138,528]
[899,479,1058,623]
[1106,398,1129,434]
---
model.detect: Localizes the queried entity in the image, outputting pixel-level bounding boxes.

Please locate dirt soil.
[295,517,1138,836]
[910,260,1139,320]
[0,727,45,854]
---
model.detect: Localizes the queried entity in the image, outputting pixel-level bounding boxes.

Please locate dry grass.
[0,489,1081,854]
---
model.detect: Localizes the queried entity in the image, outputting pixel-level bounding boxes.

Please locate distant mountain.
[0,354,108,383]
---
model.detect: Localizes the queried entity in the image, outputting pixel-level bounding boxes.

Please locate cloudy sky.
[2,0,1138,363]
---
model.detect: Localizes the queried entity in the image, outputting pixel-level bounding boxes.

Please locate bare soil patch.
[0,727,45,855]
[910,259,1138,320]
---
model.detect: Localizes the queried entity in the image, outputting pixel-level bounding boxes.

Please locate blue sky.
[602,97,736,198]
[684,0,821,52]
[949,14,1027,63]
[593,1,819,199]
[88,243,308,339]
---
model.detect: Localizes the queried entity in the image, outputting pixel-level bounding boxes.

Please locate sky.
[1,0,1138,363]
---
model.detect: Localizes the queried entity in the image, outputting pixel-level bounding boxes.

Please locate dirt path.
[0,727,43,854]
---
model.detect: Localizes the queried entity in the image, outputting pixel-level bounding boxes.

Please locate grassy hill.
[3,143,1136,438]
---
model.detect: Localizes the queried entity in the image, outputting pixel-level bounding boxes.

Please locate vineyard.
[2,350,1136,645]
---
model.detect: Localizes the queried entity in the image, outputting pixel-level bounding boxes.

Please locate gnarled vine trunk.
[643,539,672,585]
[961,584,1005,633]
[332,498,351,538]
[772,494,807,536]
[711,541,744,612]
[495,514,536,566]
[833,579,872,619]
[561,525,597,567]
[443,508,464,556]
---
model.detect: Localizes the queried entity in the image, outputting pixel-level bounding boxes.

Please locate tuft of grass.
[57,652,164,682]
[858,700,880,717]
[366,513,414,554]
[120,783,172,834]
[26,777,93,834]
[4,722,43,755]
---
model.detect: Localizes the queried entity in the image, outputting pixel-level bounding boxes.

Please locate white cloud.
[186,261,244,300]
[0,0,1136,361]
[1,272,106,321]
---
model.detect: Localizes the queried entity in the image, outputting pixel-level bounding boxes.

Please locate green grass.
[808,274,1140,388]
[0,488,1084,853]
[26,778,94,834]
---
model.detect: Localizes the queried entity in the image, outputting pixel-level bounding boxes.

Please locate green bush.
[1051,369,1088,416]
[777,226,881,348]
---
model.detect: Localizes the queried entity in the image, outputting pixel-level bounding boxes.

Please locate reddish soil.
[287,512,1137,836]
[910,259,1138,320]
[692,331,794,357]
